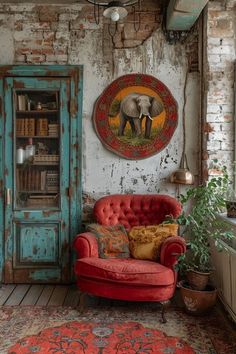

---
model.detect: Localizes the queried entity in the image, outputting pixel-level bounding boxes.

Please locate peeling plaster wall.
[0,2,200,218]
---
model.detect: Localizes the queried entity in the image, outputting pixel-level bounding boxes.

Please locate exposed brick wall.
[203,0,236,179]
[0,1,199,222]
[0,2,164,64]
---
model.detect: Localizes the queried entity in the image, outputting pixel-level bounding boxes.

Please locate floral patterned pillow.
[87,224,130,259]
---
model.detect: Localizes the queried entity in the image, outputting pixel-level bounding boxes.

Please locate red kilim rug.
[0,303,235,353]
[8,321,193,353]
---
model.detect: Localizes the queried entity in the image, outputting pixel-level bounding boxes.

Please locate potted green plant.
[173,166,234,314]
[225,161,236,218]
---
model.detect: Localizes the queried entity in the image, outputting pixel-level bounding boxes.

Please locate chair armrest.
[160,236,186,268]
[73,232,99,259]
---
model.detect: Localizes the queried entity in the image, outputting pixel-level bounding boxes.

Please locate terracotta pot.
[180,282,217,315]
[226,201,236,218]
[186,270,210,291]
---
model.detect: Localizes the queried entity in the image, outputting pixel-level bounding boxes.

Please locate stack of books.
[16,169,42,191]
[46,170,59,192]
[36,119,48,136]
[16,119,25,136]
[48,124,59,137]
[16,118,35,136]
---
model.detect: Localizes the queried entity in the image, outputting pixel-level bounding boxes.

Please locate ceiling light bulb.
[110,9,120,22]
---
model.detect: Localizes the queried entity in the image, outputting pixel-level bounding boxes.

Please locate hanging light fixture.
[86,0,139,23]
[170,64,194,186]
[103,2,128,22]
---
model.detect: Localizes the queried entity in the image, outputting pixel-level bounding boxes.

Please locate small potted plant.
[174,165,234,314]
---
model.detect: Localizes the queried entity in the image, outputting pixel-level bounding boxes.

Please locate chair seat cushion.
[75,258,174,286]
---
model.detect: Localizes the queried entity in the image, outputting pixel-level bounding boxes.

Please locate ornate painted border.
[93,73,178,159]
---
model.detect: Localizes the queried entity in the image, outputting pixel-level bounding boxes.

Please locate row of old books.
[48,124,59,137]
[16,169,59,192]
[46,171,59,192]
[16,118,50,136]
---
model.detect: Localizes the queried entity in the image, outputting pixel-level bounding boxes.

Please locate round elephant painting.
[93,74,178,159]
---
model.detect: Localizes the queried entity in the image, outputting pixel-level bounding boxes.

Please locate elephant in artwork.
[118,93,164,138]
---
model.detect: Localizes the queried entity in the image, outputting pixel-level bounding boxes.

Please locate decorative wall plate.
[93,74,178,159]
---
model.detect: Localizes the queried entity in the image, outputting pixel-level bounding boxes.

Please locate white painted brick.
[221,122,234,131]
[207,37,235,47]
[208,131,234,142]
[221,141,234,150]
[207,104,223,114]
[209,123,220,132]
[208,95,234,105]
[206,113,224,122]
[208,45,234,55]
[207,140,221,150]
[208,151,234,162]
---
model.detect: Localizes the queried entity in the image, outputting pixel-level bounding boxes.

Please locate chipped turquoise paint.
[17,223,59,263]
[1,65,83,283]
[30,269,61,281]
[70,67,83,267]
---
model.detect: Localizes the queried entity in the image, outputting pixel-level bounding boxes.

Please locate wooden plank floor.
[0,284,81,307]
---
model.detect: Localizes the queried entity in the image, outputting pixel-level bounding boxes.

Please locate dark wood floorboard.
[0,284,81,307]
[63,285,80,307]
[4,284,30,306]
[47,286,69,306]
[36,285,55,306]
[0,284,16,306]
[21,285,44,306]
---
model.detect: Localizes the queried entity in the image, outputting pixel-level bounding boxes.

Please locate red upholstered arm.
[73,232,99,259]
[160,236,186,268]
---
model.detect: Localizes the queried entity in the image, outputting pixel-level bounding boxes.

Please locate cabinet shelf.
[18,190,59,194]
[16,110,59,114]
[16,135,59,139]
[17,162,59,166]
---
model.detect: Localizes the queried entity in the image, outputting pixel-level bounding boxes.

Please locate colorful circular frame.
[93,74,178,159]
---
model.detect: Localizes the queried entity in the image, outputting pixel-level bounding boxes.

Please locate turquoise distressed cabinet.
[0,66,83,283]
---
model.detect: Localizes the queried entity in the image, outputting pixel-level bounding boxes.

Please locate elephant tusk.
[139,112,143,119]
[148,115,153,121]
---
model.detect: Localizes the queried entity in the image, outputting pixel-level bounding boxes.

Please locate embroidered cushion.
[128,224,178,261]
[87,224,130,259]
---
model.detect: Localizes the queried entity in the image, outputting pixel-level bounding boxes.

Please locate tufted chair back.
[93,194,181,231]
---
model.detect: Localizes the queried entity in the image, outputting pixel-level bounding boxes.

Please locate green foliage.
[175,167,234,274]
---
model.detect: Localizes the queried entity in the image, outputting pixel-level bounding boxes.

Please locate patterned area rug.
[0,303,235,354]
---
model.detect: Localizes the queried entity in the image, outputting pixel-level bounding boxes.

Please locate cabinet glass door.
[15,90,60,210]
[4,77,71,283]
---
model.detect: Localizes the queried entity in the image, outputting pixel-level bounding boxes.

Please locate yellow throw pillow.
[128,224,178,261]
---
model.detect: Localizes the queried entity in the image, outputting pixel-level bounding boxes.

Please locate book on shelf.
[28,118,35,136]
[16,119,25,136]
[24,118,29,136]
[37,119,48,136]
[40,171,47,191]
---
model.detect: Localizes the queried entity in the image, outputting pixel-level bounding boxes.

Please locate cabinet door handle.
[6,188,11,205]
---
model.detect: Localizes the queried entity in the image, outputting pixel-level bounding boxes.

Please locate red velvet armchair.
[73,194,186,322]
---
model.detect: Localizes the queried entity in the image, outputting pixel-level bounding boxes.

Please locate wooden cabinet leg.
[160,300,171,323]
